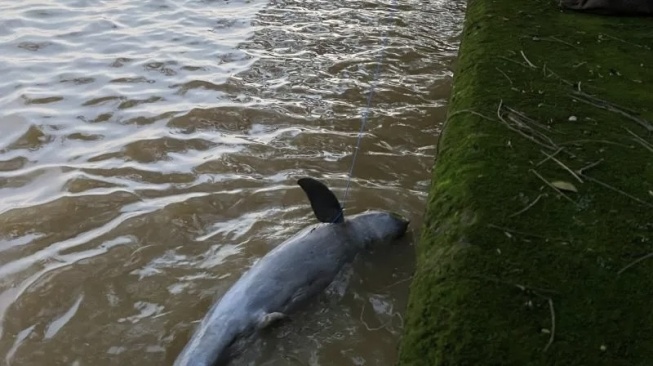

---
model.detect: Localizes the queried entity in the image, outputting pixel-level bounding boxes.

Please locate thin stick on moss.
[447,109,495,121]
[506,106,551,132]
[496,101,558,150]
[530,169,578,206]
[571,91,653,132]
[579,174,653,209]
[586,175,653,207]
[543,297,555,352]
[600,33,650,50]
[537,147,563,166]
[544,67,574,86]
[473,274,559,294]
[560,139,633,148]
[625,128,653,153]
[520,50,536,68]
[487,224,566,242]
[576,90,641,114]
[496,67,513,85]
[509,194,543,217]
[499,56,531,69]
[618,252,653,275]
[576,159,603,175]
[547,36,577,49]
[540,150,583,183]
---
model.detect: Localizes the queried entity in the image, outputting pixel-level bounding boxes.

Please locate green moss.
[398,0,653,365]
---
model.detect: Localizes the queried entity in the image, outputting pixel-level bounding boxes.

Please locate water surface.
[0,0,465,364]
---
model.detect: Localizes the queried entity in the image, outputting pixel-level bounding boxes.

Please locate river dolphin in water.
[173,177,409,366]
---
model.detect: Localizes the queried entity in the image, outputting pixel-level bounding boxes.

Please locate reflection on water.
[0,0,465,364]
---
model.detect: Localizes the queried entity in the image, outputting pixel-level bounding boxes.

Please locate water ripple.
[0,0,465,363]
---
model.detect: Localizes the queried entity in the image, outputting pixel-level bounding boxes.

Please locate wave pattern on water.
[0,0,465,364]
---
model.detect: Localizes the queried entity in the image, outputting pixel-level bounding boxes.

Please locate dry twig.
[447,109,494,121]
[625,128,653,153]
[496,101,558,151]
[543,297,556,352]
[509,194,543,217]
[530,169,578,206]
[618,252,653,275]
[496,67,513,85]
[579,174,653,209]
[520,50,537,68]
[540,150,583,183]
[537,147,563,166]
[571,91,653,132]
[576,159,603,175]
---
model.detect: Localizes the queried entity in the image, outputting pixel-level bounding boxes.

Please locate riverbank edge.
[397,0,653,364]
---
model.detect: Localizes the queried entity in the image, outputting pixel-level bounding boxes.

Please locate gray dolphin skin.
[173,177,409,366]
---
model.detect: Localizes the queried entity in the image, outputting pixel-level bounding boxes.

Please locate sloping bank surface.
[398,0,653,365]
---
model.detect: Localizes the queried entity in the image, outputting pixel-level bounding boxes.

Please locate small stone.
[569,116,577,122]
[600,344,607,351]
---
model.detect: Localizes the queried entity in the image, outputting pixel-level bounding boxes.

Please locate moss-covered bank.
[398,0,653,365]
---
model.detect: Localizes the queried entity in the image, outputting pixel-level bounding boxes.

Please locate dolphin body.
[173,177,409,366]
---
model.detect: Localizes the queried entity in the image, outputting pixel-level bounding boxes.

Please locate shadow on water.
[0,0,465,364]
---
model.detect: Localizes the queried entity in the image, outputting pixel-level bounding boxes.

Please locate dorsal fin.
[297,177,344,224]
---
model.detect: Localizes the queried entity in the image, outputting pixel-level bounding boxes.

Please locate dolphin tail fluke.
[297,177,344,224]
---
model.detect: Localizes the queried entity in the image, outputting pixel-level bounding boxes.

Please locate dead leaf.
[552,181,578,192]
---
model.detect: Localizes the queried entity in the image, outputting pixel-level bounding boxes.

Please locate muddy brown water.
[0,0,464,365]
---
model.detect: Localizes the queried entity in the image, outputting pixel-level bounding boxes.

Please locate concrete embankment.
[398,0,653,364]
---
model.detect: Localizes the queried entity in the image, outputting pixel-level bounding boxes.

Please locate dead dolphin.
[173,177,409,366]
